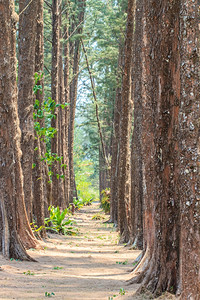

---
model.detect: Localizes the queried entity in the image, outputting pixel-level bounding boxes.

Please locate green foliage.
[116,260,128,265]
[119,288,126,296]
[53,266,63,270]
[33,72,69,180]
[101,188,110,213]
[92,213,105,220]
[30,219,44,233]
[45,206,77,235]
[23,270,35,276]
[45,292,55,297]
[74,144,99,207]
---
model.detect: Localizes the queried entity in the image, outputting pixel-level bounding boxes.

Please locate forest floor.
[0,202,175,300]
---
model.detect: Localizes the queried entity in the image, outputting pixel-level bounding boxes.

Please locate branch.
[62,19,84,40]
[19,0,34,16]
[81,39,109,168]
[44,0,52,10]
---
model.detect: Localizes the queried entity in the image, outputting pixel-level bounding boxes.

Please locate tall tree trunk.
[63,0,70,208]
[68,0,86,203]
[18,0,38,221]
[0,0,36,260]
[57,3,65,208]
[51,0,60,207]
[110,45,123,224]
[129,0,143,250]
[179,0,200,297]
[117,0,135,243]
[130,0,182,295]
[33,0,46,238]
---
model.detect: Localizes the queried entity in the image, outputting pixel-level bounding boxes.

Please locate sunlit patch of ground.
[0,202,142,299]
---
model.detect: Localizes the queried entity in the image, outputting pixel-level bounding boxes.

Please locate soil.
[0,202,175,300]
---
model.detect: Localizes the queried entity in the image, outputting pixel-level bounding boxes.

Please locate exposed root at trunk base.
[127,252,177,298]
[10,234,37,262]
[119,230,130,244]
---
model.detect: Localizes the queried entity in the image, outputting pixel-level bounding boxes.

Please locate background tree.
[117,0,135,243]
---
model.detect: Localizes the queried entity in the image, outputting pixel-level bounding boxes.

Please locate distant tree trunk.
[117,0,135,243]
[33,0,46,238]
[68,0,86,203]
[178,0,200,297]
[110,45,123,224]
[0,0,36,260]
[51,0,60,207]
[18,0,38,221]
[99,147,110,201]
[57,3,65,208]
[63,0,70,208]
[129,0,143,249]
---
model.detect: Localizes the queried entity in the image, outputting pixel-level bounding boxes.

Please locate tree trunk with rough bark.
[33,0,46,238]
[18,0,38,221]
[68,0,86,203]
[117,0,135,243]
[63,0,70,208]
[57,3,66,208]
[178,0,200,297]
[51,0,60,207]
[130,1,199,298]
[129,0,143,250]
[0,0,37,260]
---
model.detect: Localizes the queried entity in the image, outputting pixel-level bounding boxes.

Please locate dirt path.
[0,202,142,300]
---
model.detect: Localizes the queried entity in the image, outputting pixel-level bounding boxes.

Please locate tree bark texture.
[51,0,60,207]
[0,0,36,260]
[57,5,66,208]
[18,0,38,221]
[68,0,86,203]
[130,0,181,294]
[178,0,200,297]
[117,0,135,243]
[63,0,70,208]
[130,0,143,250]
[33,0,46,237]
[130,0,199,297]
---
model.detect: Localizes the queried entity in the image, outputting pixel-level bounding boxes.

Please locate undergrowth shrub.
[45,206,77,235]
[101,188,110,214]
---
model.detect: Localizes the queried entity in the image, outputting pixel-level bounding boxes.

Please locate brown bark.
[110,44,123,224]
[129,0,143,250]
[0,0,36,260]
[57,4,65,208]
[63,0,70,208]
[51,0,60,207]
[68,0,86,203]
[129,1,199,297]
[178,0,200,297]
[18,0,38,221]
[117,0,135,243]
[32,0,46,238]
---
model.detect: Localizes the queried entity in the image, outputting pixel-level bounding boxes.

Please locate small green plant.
[45,205,77,235]
[45,292,55,297]
[101,188,110,213]
[119,288,126,296]
[10,258,21,262]
[108,295,117,300]
[53,266,63,270]
[92,213,105,220]
[23,270,35,275]
[116,260,128,265]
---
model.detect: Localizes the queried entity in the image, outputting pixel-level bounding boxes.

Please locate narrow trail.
[0,203,141,300]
